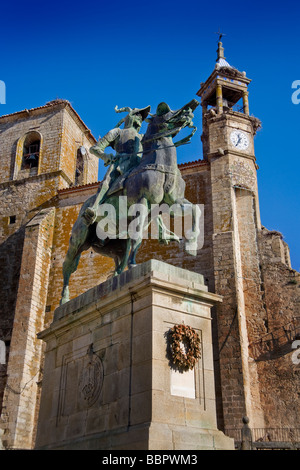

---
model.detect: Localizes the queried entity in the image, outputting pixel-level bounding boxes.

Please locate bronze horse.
[60,99,200,305]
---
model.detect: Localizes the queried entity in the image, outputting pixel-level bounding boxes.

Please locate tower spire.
[214,29,226,60]
[214,30,232,69]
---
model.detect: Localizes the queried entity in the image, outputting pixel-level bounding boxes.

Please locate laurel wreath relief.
[168,323,201,371]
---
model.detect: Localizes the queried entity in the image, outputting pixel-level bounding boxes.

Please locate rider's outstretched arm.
[90,128,121,163]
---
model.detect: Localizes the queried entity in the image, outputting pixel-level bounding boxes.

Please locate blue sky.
[1,0,299,269]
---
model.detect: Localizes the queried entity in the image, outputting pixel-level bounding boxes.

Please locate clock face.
[230,130,249,150]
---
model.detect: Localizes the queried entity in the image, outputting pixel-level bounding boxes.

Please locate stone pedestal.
[35,260,234,450]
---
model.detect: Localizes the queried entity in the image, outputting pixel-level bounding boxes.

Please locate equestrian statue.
[60,99,200,305]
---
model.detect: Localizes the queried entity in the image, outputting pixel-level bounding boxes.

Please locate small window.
[75,146,86,186]
[9,215,16,224]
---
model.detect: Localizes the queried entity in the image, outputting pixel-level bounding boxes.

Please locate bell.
[27,154,38,168]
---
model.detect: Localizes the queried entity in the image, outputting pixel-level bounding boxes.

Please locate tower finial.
[214,28,225,42]
[214,29,227,61]
[217,41,225,61]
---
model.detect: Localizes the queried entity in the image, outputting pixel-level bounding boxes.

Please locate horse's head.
[143,99,200,147]
[154,99,199,129]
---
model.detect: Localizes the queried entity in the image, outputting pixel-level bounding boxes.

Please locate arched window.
[21,132,41,170]
[75,146,87,186]
[14,131,43,179]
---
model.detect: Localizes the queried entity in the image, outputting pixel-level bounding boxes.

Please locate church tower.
[0,100,98,449]
[197,39,267,431]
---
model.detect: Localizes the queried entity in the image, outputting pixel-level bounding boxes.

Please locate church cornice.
[0,169,73,189]
[0,100,97,144]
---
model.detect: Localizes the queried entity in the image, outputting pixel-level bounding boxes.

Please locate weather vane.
[214,29,226,42]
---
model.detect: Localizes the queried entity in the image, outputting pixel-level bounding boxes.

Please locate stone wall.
[60,106,98,186]
[1,208,55,449]
[0,101,98,448]
[254,229,300,428]
[0,174,60,421]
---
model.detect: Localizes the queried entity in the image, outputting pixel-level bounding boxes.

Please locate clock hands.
[230,130,249,150]
[236,135,242,146]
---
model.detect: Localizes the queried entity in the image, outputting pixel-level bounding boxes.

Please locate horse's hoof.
[185,249,197,256]
[60,287,70,305]
[60,297,68,306]
[128,263,137,269]
[184,244,197,256]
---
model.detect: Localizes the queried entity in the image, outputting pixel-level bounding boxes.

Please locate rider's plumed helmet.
[115,105,151,129]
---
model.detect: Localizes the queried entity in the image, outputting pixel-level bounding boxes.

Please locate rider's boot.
[82,207,97,225]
